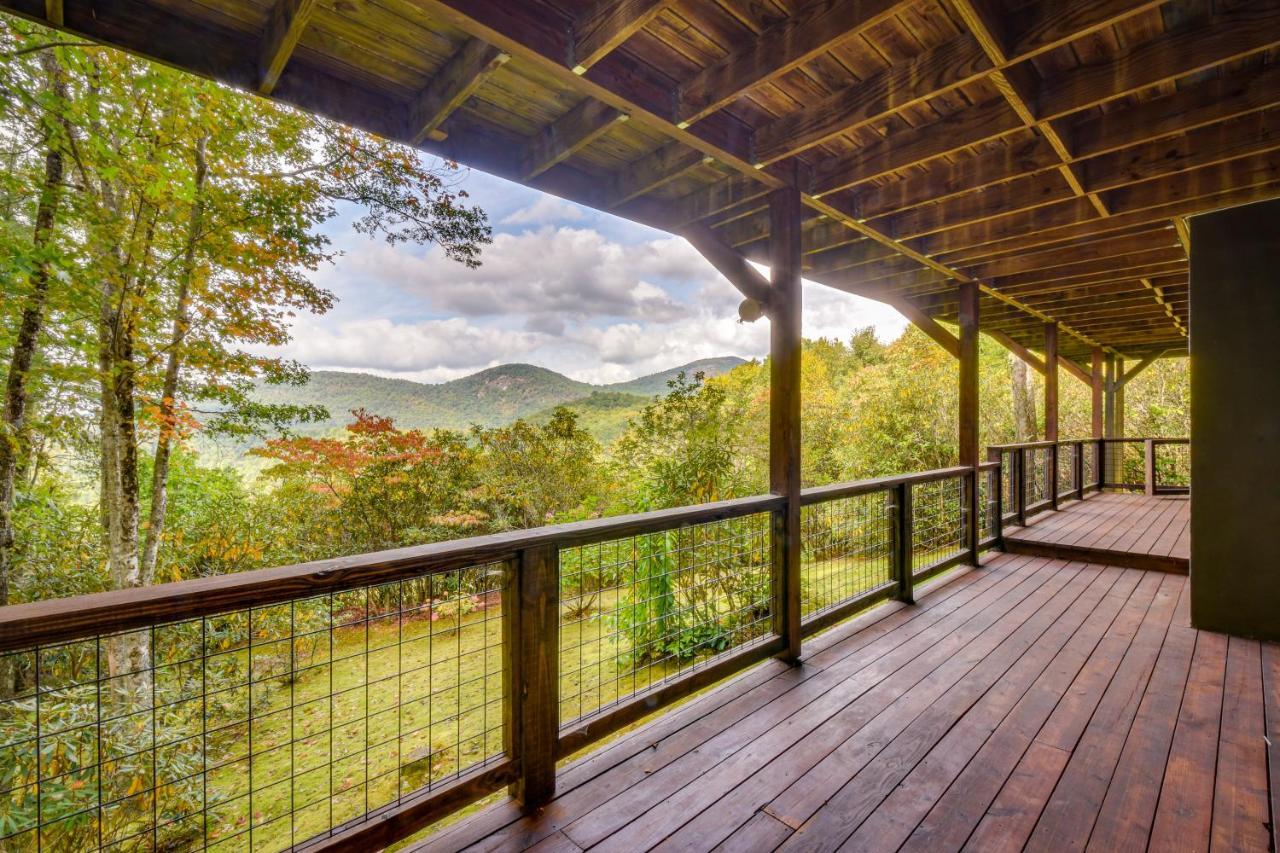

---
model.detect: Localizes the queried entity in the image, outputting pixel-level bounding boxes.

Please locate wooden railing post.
[894,482,914,604]
[1016,447,1028,528]
[1152,438,1162,491]
[1074,441,1085,501]
[1095,438,1105,491]
[509,543,559,811]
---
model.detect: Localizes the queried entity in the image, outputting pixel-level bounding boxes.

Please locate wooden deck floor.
[1003,492,1190,573]
[411,554,1279,853]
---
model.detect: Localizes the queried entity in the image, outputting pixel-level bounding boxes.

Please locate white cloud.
[341,227,720,328]
[501,196,586,226]
[278,317,546,375]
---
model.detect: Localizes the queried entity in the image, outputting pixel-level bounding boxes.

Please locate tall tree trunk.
[141,136,207,583]
[99,201,155,684]
[0,59,65,697]
[1011,356,1037,442]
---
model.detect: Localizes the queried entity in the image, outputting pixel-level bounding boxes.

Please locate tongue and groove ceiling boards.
[15,0,1280,363]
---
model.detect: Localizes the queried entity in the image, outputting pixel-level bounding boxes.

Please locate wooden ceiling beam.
[912,173,1280,257]
[409,38,510,145]
[949,0,1110,218]
[804,240,902,275]
[1069,61,1280,161]
[753,31,992,165]
[571,0,673,73]
[998,0,1167,61]
[996,260,1189,295]
[985,328,1046,374]
[1035,0,1280,121]
[938,222,1168,268]
[258,0,316,94]
[988,246,1187,289]
[675,0,907,126]
[959,228,1177,279]
[520,99,628,180]
[875,170,1076,240]
[664,173,773,229]
[813,97,1024,196]
[607,142,711,208]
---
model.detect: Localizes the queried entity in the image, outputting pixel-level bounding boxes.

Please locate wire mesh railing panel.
[1106,441,1145,487]
[1083,442,1099,488]
[800,492,894,619]
[911,476,965,575]
[1025,448,1051,508]
[558,513,773,727]
[1000,451,1018,522]
[1153,443,1191,489]
[0,564,508,852]
[979,469,997,544]
[1057,445,1076,498]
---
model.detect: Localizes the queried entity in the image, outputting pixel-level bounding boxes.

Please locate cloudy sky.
[270,158,908,385]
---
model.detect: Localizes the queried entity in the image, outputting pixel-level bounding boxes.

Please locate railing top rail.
[986,440,1058,451]
[800,465,972,506]
[0,492,784,652]
[1098,436,1190,444]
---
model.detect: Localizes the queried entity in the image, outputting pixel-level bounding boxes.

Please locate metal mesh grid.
[1153,443,1191,489]
[1000,451,1018,522]
[1025,448,1051,507]
[1109,441,1145,486]
[800,492,894,619]
[558,513,773,727]
[911,476,965,576]
[1057,444,1076,498]
[0,563,508,852]
[979,469,997,543]
[1083,442,1099,488]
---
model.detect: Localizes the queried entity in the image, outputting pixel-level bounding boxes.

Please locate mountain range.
[250,356,748,442]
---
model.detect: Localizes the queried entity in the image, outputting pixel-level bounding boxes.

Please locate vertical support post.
[1074,440,1085,501]
[768,187,802,662]
[510,544,559,811]
[894,482,914,603]
[958,281,980,564]
[1144,438,1157,496]
[1103,354,1116,486]
[1044,323,1059,510]
[1090,347,1104,440]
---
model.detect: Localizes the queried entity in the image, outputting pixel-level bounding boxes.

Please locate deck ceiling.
[12,0,1280,363]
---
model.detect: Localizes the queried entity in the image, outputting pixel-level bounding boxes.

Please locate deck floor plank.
[1004,493,1189,572]
[407,547,1272,853]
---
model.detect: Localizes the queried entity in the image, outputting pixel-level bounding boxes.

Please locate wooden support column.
[1091,347,1104,491]
[509,544,559,810]
[958,281,980,564]
[769,186,802,662]
[1044,323,1059,509]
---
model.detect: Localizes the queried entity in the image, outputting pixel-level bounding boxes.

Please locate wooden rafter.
[520,99,627,180]
[257,0,315,94]
[571,0,673,73]
[608,143,710,208]
[409,39,509,145]
[680,224,773,307]
[675,0,906,126]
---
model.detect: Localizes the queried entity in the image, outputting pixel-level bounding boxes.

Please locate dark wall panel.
[1189,197,1280,640]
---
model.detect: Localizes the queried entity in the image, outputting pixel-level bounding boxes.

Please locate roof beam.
[753,31,992,166]
[813,97,1023,196]
[571,0,673,73]
[998,0,1167,61]
[950,0,1111,218]
[986,329,1046,374]
[607,142,710,208]
[959,228,1177,279]
[675,0,906,126]
[520,99,628,180]
[1035,0,1280,121]
[258,0,316,94]
[409,39,510,145]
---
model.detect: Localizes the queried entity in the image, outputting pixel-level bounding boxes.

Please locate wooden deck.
[410,553,1278,853]
[1003,493,1190,574]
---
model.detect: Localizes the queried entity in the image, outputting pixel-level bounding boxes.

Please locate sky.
[267,158,909,385]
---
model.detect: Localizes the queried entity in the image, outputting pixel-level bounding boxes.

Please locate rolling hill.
[249,356,747,440]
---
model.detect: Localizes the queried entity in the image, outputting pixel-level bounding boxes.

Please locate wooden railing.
[989,437,1190,528]
[0,463,999,852]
